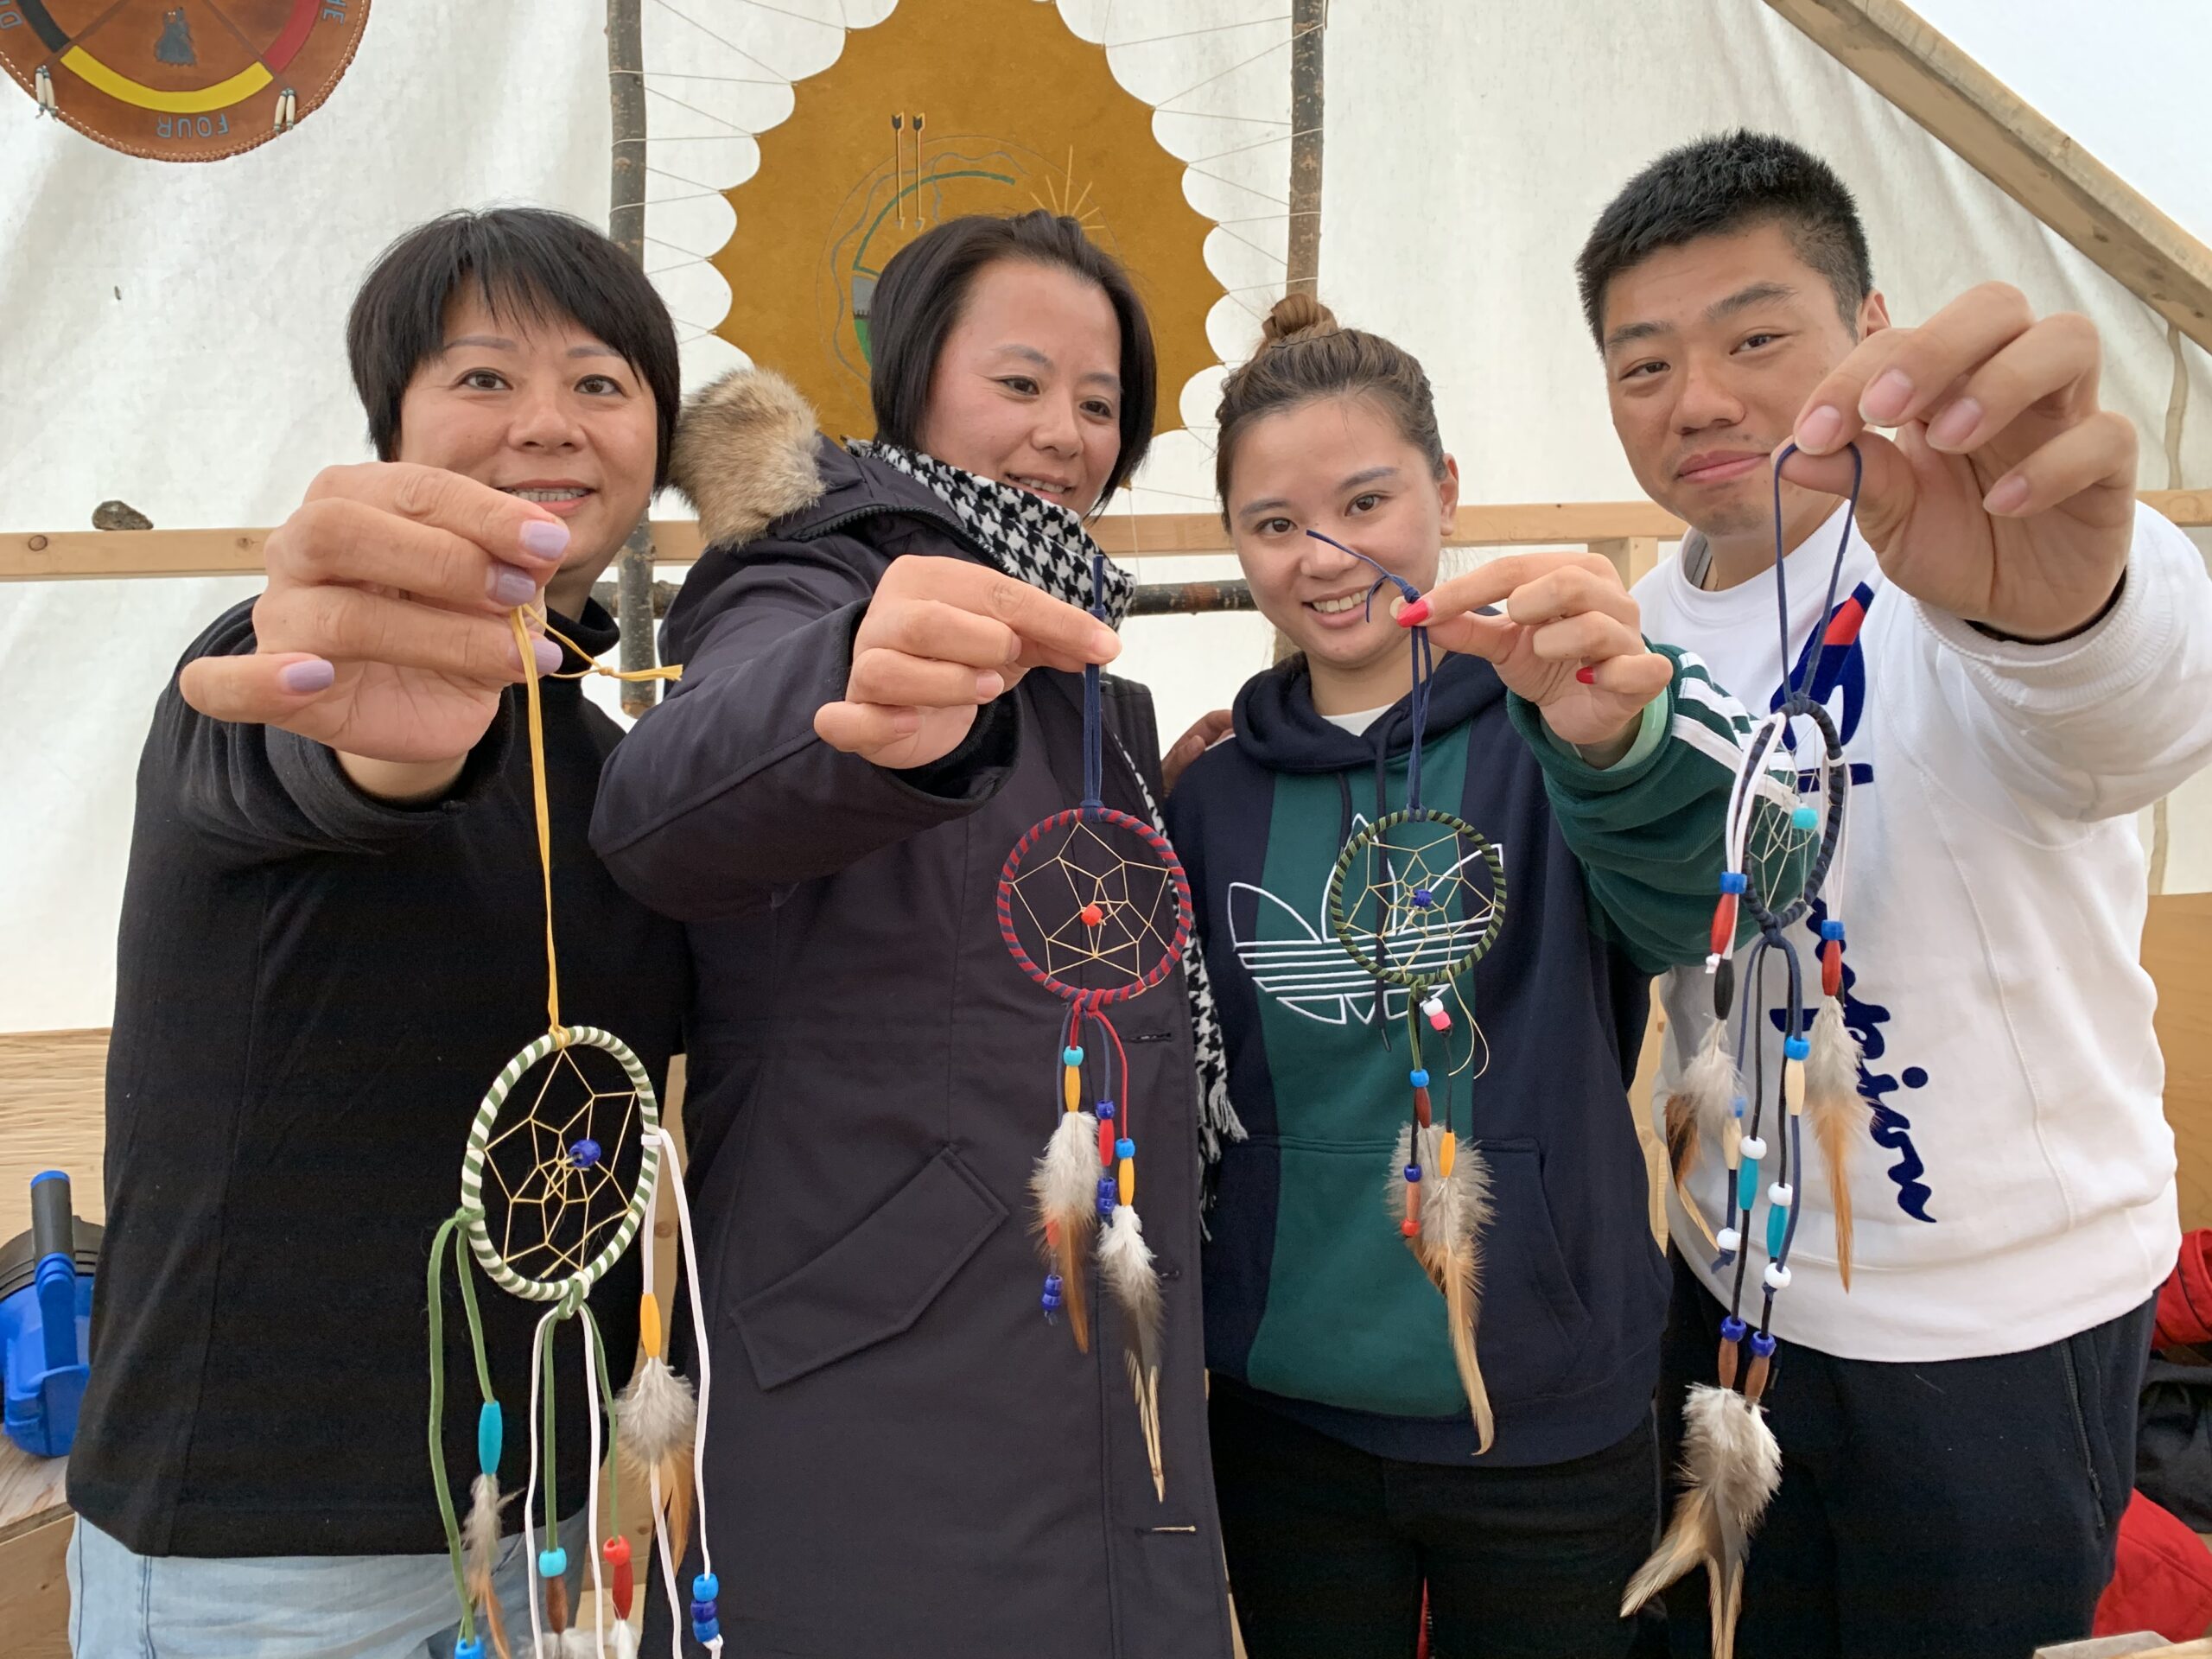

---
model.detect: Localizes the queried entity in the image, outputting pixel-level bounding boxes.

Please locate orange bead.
[1821,940,1843,998]
[1709,894,1738,959]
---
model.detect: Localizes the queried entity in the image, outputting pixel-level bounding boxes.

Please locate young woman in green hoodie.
[1165,296,1785,1658]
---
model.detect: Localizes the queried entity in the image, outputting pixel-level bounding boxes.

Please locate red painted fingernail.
[1575,665,1597,685]
[1396,597,1431,627]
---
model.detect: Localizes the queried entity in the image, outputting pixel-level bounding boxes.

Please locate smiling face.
[395,288,660,612]
[915,258,1124,514]
[1227,393,1458,715]
[1599,220,1886,565]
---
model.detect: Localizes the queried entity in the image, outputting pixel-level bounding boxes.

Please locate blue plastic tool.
[0,1171,97,1459]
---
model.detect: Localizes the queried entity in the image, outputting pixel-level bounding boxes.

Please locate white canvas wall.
[2,0,2206,1032]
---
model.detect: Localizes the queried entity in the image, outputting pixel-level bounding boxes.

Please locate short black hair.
[867,210,1158,507]
[1576,130,1874,347]
[346,208,681,487]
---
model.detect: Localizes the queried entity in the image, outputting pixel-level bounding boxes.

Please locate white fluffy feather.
[1033,1109,1102,1221]
[615,1357,696,1470]
[1624,1383,1783,1659]
[538,1624,638,1658]
[1098,1204,1161,1358]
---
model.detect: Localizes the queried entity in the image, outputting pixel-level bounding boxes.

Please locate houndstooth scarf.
[852,440,1245,1174]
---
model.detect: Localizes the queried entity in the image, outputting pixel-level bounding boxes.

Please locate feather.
[1803,996,1870,1290]
[1390,1124,1497,1452]
[1099,1203,1166,1498]
[616,1357,697,1567]
[540,1624,638,1658]
[1031,1110,1100,1351]
[1662,1022,1740,1253]
[463,1473,513,1659]
[1622,1383,1783,1659]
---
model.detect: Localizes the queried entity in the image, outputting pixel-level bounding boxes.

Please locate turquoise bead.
[539,1548,567,1578]
[1737,1157,1761,1214]
[1766,1202,1789,1260]
[1792,804,1818,830]
[1062,1046,1084,1066]
[476,1402,501,1477]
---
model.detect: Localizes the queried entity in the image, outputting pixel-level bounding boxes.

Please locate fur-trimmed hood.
[670,367,830,548]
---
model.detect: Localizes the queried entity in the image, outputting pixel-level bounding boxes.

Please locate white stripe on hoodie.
[1635,502,2212,1361]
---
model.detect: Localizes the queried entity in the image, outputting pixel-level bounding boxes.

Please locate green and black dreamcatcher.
[997,550,1194,1502]
[424,610,721,1659]
[1624,446,1866,1658]
[1313,530,1508,1453]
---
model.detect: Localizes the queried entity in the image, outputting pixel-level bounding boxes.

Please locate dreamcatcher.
[996,550,1193,1502]
[424,608,720,1659]
[1624,446,1866,1658]
[1313,531,1509,1454]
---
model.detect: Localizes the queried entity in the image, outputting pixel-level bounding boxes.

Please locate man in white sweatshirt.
[1574,131,2212,1657]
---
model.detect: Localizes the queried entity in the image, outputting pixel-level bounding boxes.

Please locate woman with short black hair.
[68,207,688,1658]
[593,209,1235,1658]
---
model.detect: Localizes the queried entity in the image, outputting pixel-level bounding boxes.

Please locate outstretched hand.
[1782,282,2136,642]
[1399,550,1670,760]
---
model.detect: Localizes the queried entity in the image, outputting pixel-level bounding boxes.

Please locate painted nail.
[1396,596,1431,628]
[1575,665,1597,685]
[519,519,570,560]
[1860,368,1915,424]
[532,636,565,674]
[279,658,335,695]
[1984,474,2031,515]
[1925,397,1983,452]
[488,563,538,606]
[975,671,1005,701]
[1796,405,1844,453]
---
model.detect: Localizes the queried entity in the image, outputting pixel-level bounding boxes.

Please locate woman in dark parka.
[591,212,1233,1658]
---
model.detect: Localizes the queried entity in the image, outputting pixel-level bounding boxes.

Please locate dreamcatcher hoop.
[1733,698,1847,938]
[1325,808,1507,989]
[996,804,1194,1005]
[459,1025,664,1305]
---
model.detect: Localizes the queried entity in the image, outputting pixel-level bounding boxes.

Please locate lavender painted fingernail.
[488,564,537,606]
[532,637,564,674]
[519,520,569,560]
[279,658,335,695]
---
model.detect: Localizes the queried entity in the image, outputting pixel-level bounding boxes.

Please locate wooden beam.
[1764,0,2212,350]
[6,492,2202,584]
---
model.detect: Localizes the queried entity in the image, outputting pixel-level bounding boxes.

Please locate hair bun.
[1260,291,1338,346]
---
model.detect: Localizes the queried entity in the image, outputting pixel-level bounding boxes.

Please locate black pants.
[1659,1249,2152,1659]
[1211,1383,1658,1659]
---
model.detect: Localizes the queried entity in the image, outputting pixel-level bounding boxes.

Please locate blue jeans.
[68,1510,593,1659]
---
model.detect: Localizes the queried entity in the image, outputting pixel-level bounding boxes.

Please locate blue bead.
[1412,887,1433,907]
[1820,919,1845,941]
[1731,1094,1747,1119]
[691,1600,716,1623]
[1043,1274,1062,1294]
[695,1573,719,1602]
[456,1641,485,1659]
[1403,1165,1422,1183]
[1116,1137,1135,1160]
[694,1622,721,1644]
[1063,1046,1084,1066]
[1096,1100,1116,1122]
[1751,1332,1777,1357]
[539,1548,567,1578]
[477,1401,502,1477]
[569,1137,601,1169]
[1719,871,1748,894]
[1719,1315,1748,1343]
[1409,1069,1430,1088]
[1096,1178,1116,1215]
[1784,1035,1809,1061]
[1791,805,1818,830]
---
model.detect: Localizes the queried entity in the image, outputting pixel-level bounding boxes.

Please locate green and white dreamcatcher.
[424,611,720,1659]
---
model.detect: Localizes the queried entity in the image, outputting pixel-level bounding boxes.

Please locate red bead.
[1413,1086,1432,1128]
[604,1537,634,1620]
[1821,939,1843,998]
[1400,1217,1421,1237]
[1098,1120,1116,1166]
[1080,903,1103,927]
[1709,894,1738,958]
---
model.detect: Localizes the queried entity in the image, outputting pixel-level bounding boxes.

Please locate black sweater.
[69,600,686,1557]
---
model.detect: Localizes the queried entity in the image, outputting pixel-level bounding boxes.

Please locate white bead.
[1764,1262,1792,1290]
[1715,1227,1741,1252]
[1768,1182,1794,1206]
[1740,1135,1768,1160]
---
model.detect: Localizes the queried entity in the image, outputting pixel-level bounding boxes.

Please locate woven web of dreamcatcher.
[1339,820,1502,984]
[480,1048,642,1286]
[1007,817,1182,987]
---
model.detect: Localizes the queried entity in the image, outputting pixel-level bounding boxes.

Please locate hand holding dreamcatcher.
[1313,531,1509,1453]
[1625,447,1867,1659]
[423,610,720,1659]
[997,550,1192,1502]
